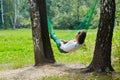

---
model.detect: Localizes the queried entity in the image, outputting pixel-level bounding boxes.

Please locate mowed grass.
[0,28,120,72]
[0,29,34,70]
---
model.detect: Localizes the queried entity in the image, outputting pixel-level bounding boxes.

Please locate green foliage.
[2,0,14,28]
[116,0,120,26]
[18,0,31,28]
[46,0,100,29]
[0,0,30,29]
[0,0,119,29]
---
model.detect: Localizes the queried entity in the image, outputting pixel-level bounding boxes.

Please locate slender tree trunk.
[13,0,19,29]
[28,0,55,66]
[77,0,80,21]
[85,0,116,73]
[17,0,20,14]
[13,0,17,29]
[1,0,4,26]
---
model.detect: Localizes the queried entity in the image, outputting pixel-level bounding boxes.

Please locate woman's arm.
[60,40,68,44]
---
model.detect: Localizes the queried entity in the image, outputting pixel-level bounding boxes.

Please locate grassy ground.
[0,28,120,72]
[0,29,34,70]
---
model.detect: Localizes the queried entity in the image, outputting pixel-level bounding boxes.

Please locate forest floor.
[0,63,89,80]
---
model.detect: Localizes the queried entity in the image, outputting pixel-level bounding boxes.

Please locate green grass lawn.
[0,28,120,72]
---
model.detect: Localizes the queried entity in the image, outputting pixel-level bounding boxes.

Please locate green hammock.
[74,0,98,30]
[47,0,98,53]
[47,17,65,52]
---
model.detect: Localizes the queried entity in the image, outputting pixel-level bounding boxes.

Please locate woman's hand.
[61,40,68,44]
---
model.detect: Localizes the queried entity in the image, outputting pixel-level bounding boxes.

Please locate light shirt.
[60,40,82,53]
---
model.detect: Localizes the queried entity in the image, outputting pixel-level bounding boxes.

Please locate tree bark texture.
[86,0,116,72]
[28,0,46,65]
[28,0,55,66]
[36,0,55,63]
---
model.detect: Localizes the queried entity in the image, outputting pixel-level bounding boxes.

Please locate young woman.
[60,30,86,53]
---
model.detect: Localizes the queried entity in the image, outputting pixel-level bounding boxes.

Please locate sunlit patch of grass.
[42,73,120,80]
[42,74,86,80]
[0,29,34,70]
[112,27,120,72]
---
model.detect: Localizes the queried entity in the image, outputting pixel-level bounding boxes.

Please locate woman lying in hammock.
[59,30,86,53]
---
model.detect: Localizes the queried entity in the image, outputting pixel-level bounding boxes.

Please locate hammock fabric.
[47,0,98,53]
[74,0,98,30]
[47,17,66,53]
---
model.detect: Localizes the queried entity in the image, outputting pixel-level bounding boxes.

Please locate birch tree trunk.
[14,0,19,29]
[13,0,17,29]
[1,0,4,26]
[77,0,80,21]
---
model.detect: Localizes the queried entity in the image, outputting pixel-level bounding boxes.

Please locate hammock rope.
[47,17,63,52]
[74,0,99,30]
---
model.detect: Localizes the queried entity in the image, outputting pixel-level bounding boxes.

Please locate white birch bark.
[14,0,19,29]
[1,0,4,25]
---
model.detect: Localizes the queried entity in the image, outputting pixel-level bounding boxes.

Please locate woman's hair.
[77,31,86,44]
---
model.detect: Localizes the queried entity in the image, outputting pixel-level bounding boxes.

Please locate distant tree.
[0,0,30,29]
[85,0,116,72]
[0,0,4,26]
[13,0,18,29]
[3,0,14,28]
[28,0,55,66]
[76,0,81,21]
